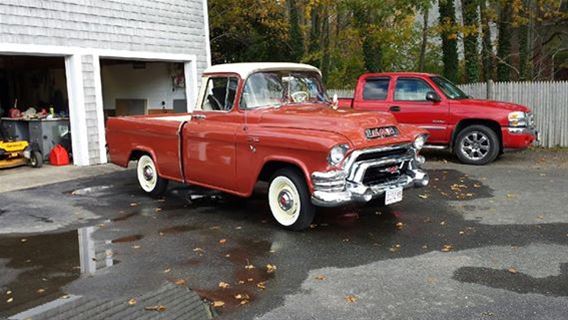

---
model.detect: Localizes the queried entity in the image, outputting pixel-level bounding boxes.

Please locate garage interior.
[0,55,73,166]
[100,59,188,118]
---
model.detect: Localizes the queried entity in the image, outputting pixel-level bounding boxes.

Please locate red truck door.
[388,76,450,144]
[183,76,240,190]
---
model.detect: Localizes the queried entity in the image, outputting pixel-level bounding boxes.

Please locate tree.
[287,0,304,62]
[496,1,513,81]
[461,0,481,82]
[438,0,460,82]
[479,0,495,80]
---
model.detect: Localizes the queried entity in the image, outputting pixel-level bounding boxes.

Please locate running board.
[423,145,448,150]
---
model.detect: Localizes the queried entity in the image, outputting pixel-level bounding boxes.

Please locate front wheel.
[137,155,168,197]
[455,125,500,165]
[268,168,315,231]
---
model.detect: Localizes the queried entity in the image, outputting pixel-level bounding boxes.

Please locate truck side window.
[394,78,434,101]
[202,77,238,111]
[363,78,390,100]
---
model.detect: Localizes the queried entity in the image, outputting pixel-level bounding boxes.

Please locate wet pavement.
[0,149,567,319]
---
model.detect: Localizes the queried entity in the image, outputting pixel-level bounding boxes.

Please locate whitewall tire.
[136,155,168,197]
[268,168,315,231]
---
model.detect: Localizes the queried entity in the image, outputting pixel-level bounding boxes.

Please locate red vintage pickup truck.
[106,63,429,230]
[338,73,538,165]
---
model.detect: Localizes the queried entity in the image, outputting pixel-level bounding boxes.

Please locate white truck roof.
[203,62,321,79]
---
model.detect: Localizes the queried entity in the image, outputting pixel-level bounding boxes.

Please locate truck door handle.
[389,106,401,112]
[193,114,206,120]
[248,136,260,143]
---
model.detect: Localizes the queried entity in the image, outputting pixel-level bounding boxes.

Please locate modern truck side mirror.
[426,91,441,103]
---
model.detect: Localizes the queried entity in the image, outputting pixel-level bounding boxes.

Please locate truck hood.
[457,99,531,112]
[256,104,418,147]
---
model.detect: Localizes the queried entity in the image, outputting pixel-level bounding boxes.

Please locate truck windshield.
[430,76,469,100]
[241,71,328,109]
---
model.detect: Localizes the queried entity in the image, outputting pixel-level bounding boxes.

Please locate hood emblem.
[365,126,398,139]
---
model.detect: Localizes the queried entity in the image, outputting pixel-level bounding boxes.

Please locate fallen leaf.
[154,208,162,212]
[20,238,27,243]
[506,193,516,199]
[247,278,254,282]
[345,295,358,303]
[36,288,45,294]
[193,247,205,255]
[163,268,171,273]
[240,299,249,305]
[6,290,12,295]
[257,282,266,290]
[6,297,13,303]
[130,202,139,207]
[235,226,242,230]
[61,295,70,299]
[145,305,167,312]
[508,267,518,274]
[219,239,227,244]
[441,244,453,252]
[238,280,245,284]
[132,245,141,249]
[440,221,446,226]
[174,279,186,286]
[266,264,277,273]
[459,231,465,235]
[315,275,327,281]
[212,301,225,308]
[245,264,255,270]
[342,238,350,242]
[225,254,231,258]
[536,215,544,220]
[395,222,404,230]
[418,194,429,199]
[234,293,250,300]
[128,298,137,305]
[218,281,230,289]
[309,224,317,229]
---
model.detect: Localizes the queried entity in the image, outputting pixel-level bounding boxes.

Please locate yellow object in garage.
[0,139,43,169]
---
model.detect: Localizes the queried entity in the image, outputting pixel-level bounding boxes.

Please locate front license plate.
[385,187,403,205]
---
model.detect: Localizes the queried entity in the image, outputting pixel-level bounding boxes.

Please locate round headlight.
[328,144,349,166]
[413,135,427,150]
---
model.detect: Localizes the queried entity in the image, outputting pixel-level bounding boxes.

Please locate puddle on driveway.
[67,185,115,197]
[111,234,143,243]
[453,264,568,297]
[159,224,200,235]
[0,226,115,317]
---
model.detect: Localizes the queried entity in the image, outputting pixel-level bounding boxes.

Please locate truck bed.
[106,114,192,182]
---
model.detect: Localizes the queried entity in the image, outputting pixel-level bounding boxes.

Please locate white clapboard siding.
[329,81,568,147]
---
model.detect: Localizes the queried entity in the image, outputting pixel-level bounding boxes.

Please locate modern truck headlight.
[328,144,349,166]
[413,134,427,150]
[508,111,527,127]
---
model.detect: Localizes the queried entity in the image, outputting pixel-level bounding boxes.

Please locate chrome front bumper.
[311,144,429,207]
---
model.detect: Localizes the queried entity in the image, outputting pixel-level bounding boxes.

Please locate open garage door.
[0,55,73,168]
[100,59,188,118]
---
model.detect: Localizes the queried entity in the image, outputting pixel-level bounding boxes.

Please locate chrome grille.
[345,144,414,185]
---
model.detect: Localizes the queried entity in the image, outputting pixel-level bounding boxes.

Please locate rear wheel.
[268,168,315,231]
[455,125,500,165]
[137,155,168,197]
[29,151,43,168]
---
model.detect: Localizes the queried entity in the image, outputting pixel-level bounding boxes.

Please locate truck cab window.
[394,78,434,101]
[202,77,238,111]
[363,78,390,100]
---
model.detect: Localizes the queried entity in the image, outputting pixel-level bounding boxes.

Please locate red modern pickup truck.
[107,63,429,230]
[338,73,538,165]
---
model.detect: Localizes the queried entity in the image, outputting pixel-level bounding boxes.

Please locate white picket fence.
[329,81,568,147]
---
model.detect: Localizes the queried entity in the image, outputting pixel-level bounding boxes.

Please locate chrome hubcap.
[277,190,294,212]
[143,166,154,181]
[461,131,490,161]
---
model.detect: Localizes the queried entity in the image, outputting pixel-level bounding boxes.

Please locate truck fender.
[259,156,314,193]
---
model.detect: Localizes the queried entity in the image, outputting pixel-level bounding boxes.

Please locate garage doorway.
[100,59,188,118]
[0,55,73,165]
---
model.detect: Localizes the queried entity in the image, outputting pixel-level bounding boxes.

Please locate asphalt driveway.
[0,150,567,319]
